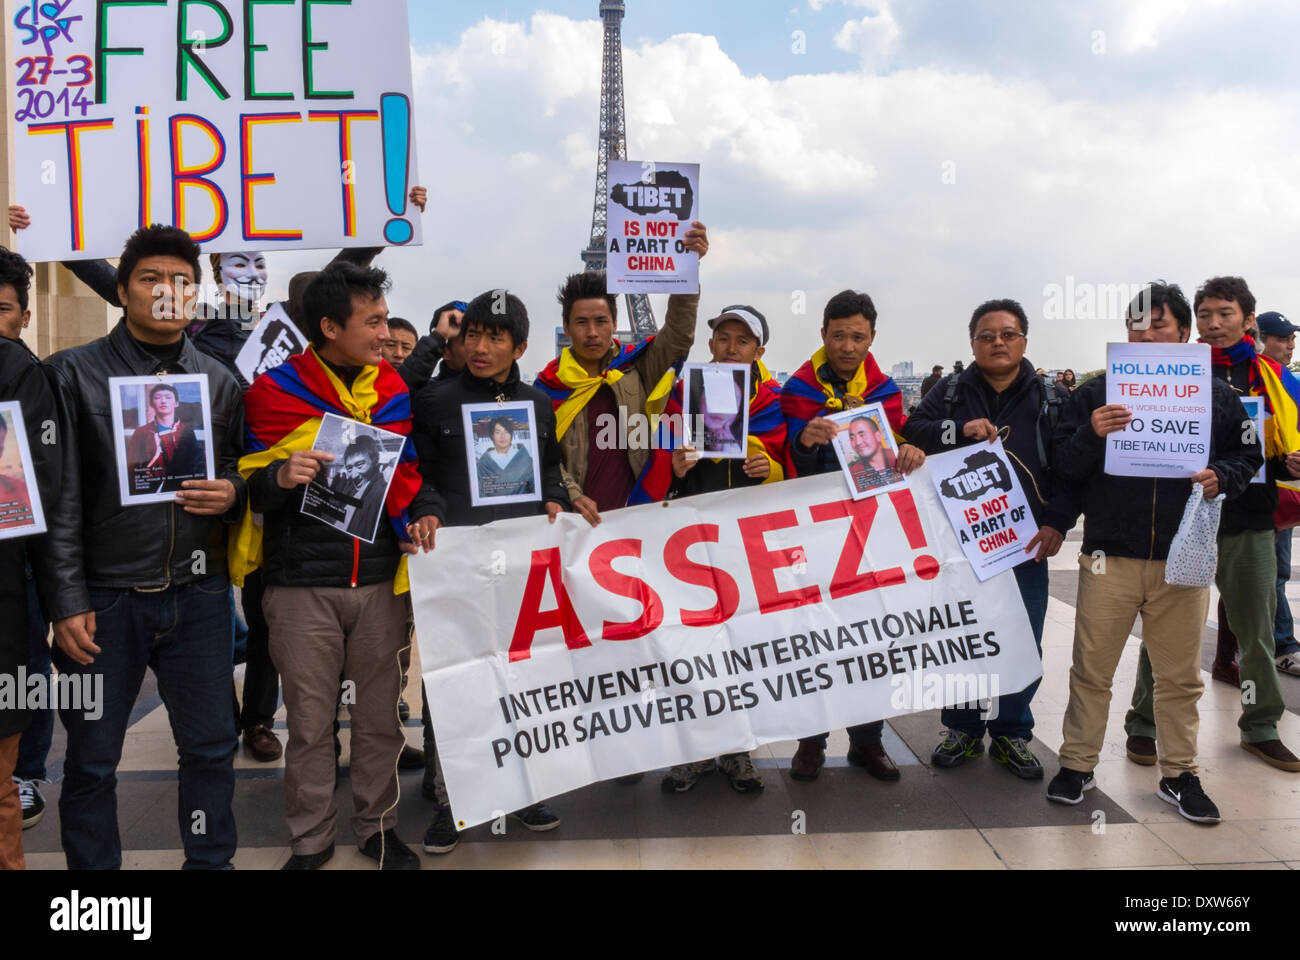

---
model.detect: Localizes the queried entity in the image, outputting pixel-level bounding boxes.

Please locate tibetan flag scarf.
[780,347,904,459]
[1211,336,1300,458]
[228,347,422,594]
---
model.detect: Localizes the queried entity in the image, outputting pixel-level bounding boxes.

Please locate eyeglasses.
[973,331,1026,344]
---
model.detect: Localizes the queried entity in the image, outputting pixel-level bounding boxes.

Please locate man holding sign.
[44,226,247,869]
[904,298,1078,780]
[1124,278,1300,773]
[1049,283,1260,822]
[779,289,926,782]
[235,263,440,869]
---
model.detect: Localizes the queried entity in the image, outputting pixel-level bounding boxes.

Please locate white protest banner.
[606,160,699,295]
[234,303,307,384]
[1104,342,1212,478]
[411,472,1039,829]
[9,0,421,262]
[928,439,1039,582]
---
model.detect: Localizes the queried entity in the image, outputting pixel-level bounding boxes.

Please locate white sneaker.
[1276,653,1300,677]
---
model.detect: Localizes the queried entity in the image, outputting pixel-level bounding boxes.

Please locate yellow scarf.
[227,347,410,593]
[810,345,869,411]
[551,346,678,440]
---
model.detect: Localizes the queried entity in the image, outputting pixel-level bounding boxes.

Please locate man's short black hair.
[931,365,943,373]
[303,263,391,349]
[462,290,529,347]
[118,225,203,289]
[431,300,466,334]
[148,383,179,405]
[387,317,417,339]
[1195,276,1256,320]
[823,290,877,332]
[969,299,1028,339]
[0,247,34,313]
[558,271,617,326]
[489,417,515,438]
[1128,282,1192,333]
[344,434,381,467]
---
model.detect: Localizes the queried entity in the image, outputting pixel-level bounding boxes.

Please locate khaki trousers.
[1060,555,1207,778]
[0,734,23,870]
[265,583,408,855]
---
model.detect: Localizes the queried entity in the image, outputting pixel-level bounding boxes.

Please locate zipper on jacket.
[350,538,360,588]
[1148,480,1158,560]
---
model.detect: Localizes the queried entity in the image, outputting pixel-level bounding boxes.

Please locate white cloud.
[264,9,1300,380]
[832,3,901,66]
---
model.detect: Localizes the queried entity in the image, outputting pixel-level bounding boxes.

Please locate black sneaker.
[398,744,425,770]
[660,759,715,793]
[282,844,334,870]
[360,829,420,870]
[14,778,45,829]
[422,807,460,854]
[1046,767,1095,804]
[1157,773,1222,825]
[931,729,984,768]
[509,803,561,832]
[989,736,1044,780]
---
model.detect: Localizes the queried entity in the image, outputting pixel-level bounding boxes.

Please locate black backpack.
[941,373,1065,468]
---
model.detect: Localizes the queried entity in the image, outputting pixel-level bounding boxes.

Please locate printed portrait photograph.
[0,402,44,539]
[463,403,542,508]
[302,413,406,543]
[110,375,216,506]
[829,403,906,501]
[682,363,750,459]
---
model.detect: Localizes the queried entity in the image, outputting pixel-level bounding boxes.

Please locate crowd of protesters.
[1,206,1299,869]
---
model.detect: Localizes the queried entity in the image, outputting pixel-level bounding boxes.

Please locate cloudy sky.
[268,0,1300,379]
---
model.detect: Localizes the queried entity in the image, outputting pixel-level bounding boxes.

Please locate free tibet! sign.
[9,0,422,261]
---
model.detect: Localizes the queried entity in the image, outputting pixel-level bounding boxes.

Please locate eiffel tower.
[580,0,657,342]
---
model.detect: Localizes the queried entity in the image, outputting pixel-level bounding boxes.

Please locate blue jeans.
[1275,529,1300,656]
[942,559,1049,741]
[53,577,237,870]
[15,573,52,781]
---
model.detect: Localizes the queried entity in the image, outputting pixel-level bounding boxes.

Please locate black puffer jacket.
[248,373,440,589]
[1052,374,1261,561]
[44,321,247,621]
[412,364,568,527]
[0,338,63,738]
[903,359,1079,535]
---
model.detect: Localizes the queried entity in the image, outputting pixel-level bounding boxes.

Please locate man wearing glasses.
[903,299,1078,780]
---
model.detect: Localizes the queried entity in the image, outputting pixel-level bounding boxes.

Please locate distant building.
[890,361,915,380]
[896,375,925,414]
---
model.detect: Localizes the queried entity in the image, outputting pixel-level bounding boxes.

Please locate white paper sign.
[301,414,404,543]
[1104,342,1212,478]
[411,472,1040,829]
[0,402,46,541]
[606,160,700,294]
[828,403,907,500]
[1241,396,1267,485]
[109,375,215,506]
[462,402,543,508]
[681,363,750,459]
[9,0,422,262]
[928,439,1039,581]
[234,303,308,384]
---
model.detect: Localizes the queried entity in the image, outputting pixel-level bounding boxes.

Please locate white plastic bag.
[1164,490,1225,588]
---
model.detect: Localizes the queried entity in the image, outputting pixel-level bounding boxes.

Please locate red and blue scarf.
[1211,336,1300,458]
[780,348,904,471]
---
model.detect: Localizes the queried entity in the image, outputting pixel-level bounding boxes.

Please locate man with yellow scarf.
[534,223,708,786]
[1125,277,1300,773]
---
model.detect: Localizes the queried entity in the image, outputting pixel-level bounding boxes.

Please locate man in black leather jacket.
[44,226,247,870]
[410,290,569,853]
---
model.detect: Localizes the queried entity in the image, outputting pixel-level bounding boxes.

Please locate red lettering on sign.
[662,524,740,627]
[808,496,904,598]
[508,548,590,663]
[589,539,664,642]
[737,510,821,614]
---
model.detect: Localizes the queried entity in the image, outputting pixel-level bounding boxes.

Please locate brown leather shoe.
[847,743,901,781]
[1241,740,1300,772]
[243,724,283,763]
[790,741,825,781]
[1211,660,1240,686]
[1126,735,1157,766]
